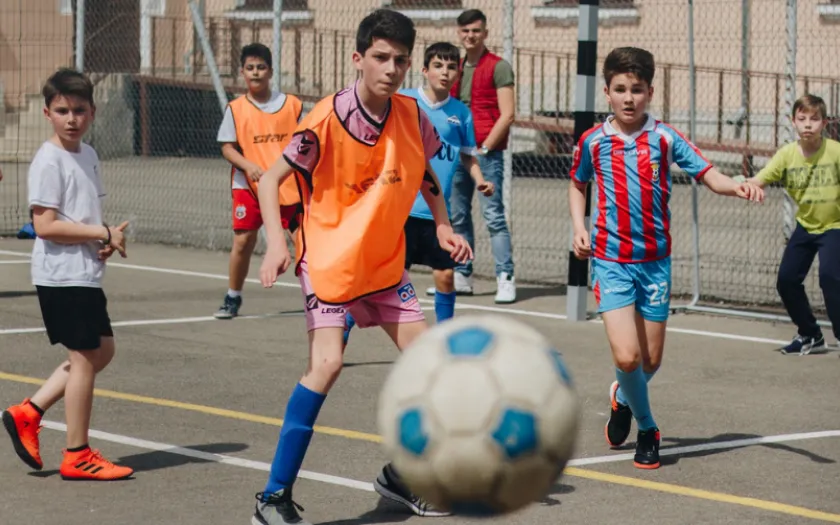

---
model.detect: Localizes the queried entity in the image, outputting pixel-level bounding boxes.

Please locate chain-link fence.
[1,0,835,319]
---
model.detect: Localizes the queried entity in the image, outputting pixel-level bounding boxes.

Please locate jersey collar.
[418,87,450,111]
[604,114,656,141]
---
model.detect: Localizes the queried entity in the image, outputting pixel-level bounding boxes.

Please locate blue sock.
[343,313,356,346]
[615,366,657,431]
[434,291,456,323]
[264,383,327,495]
[616,369,657,407]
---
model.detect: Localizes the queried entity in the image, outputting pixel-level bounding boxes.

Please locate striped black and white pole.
[566,0,599,322]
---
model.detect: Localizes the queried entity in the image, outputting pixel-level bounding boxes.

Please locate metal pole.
[685,0,702,308]
[501,0,514,224]
[188,0,228,114]
[140,0,152,74]
[782,0,797,240]
[565,0,598,322]
[272,0,284,91]
[741,0,749,114]
[75,0,85,71]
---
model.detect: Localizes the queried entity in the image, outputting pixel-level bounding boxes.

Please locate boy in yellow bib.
[748,94,840,355]
[249,10,471,525]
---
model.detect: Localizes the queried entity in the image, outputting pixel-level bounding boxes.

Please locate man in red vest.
[447,8,517,303]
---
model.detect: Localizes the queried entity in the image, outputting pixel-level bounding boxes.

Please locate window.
[388,0,462,7]
[236,0,308,10]
[532,0,639,27]
[383,0,463,24]
[226,0,313,23]
[817,1,840,21]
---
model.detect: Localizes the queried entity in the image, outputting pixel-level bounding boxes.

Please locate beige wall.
[4,0,840,121]
[0,0,74,110]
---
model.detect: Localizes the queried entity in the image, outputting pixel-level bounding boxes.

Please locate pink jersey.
[282,81,441,174]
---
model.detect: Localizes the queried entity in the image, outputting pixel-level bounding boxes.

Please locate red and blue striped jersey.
[570,115,712,263]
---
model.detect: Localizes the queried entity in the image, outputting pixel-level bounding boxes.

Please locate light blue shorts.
[591,257,671,322]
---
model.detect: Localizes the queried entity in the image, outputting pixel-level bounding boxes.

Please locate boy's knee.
[776,271,801,292]
[613,351,642,373]
[311,353,343,382]
[232,231,257,253]
[818,268,840,291]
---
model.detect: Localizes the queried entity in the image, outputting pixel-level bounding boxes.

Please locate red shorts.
[232,189,262,231]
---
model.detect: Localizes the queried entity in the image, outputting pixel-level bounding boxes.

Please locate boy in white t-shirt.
[1,68,133,481]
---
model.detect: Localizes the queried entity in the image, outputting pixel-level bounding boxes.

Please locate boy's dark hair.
[356,9,416,55]
[423,42,460,69]
[42,68,94,108]
[603,47,655,87]
[240,43,272,68]
[793,94,827,119]
[457,9,486,27]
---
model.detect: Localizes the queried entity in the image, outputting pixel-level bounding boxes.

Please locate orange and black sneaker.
[605,381,633,448]
[633,428,661,470]
[60,447,134,481]
[2,398,44,470]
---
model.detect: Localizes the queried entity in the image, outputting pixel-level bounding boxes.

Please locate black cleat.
[605,381,633,448]
[633,428,661,470]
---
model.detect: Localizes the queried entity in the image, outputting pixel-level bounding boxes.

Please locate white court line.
[37,420,839,492]
[0,311,305,335]
[0,249,793,346]
[0,260,29,264]
[39,420,374,492]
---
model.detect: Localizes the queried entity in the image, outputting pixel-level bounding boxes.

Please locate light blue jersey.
[400,87,476,220]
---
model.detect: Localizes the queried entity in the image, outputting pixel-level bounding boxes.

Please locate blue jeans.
[450,150,514,278]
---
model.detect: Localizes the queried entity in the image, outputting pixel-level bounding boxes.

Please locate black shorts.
[404,216,456,271]
[36,286,113,351]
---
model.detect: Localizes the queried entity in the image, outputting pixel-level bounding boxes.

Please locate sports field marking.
[0,260,29,264]
[0,249,798,347]
[2,370,837,465]
[33,419,840,523]
[0,311,305,335]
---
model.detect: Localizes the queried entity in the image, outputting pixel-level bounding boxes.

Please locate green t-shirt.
[458,58,515,107]
[756,138,840,234]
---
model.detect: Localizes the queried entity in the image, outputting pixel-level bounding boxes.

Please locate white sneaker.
[454,273,473,295]
[495,272,516,304]
[425,286,436,296]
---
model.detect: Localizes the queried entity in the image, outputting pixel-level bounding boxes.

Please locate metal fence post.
[272,0,284,91]
[75,0,85,72]
[565,0,598,322]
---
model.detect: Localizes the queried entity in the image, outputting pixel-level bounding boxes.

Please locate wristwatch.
[479,145,490,156]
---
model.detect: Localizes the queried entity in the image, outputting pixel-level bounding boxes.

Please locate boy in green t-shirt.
[748,94,840,355]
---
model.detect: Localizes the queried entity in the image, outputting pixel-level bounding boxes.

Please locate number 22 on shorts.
[646,281,669,305]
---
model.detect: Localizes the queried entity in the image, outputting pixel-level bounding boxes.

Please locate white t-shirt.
[217,91,288,190]
[28,141,106,288]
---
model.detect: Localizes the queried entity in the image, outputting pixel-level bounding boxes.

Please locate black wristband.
[103,224,111,245]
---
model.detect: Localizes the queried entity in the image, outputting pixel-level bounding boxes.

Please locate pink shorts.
[298,258,425,331]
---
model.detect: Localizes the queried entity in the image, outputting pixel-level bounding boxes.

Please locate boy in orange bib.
[249,10,471,525]
[215,43,302,319]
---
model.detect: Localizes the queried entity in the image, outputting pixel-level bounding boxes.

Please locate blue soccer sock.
[615,366,657,431]
[264,383,327,496]
[434,290,456,323]
[343,312,356,346]
[616,368,657,407]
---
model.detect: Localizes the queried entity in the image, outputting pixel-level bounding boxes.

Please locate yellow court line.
[3,370,840,523]
[0,371,382,443]
[565,467,840,523]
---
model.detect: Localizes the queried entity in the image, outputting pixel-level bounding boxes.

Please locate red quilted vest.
[450,49,509,151]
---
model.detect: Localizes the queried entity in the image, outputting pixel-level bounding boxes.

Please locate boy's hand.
[437,224,473,264]
[734,182,764,203]
[106,221,130,258]
[477,180,495,197]
[245,163,264,182]
[97,245,115,261]
[260,244,292,287]
[572,228,592,260]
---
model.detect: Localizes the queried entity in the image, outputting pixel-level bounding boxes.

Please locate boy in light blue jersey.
[344,42,492,344]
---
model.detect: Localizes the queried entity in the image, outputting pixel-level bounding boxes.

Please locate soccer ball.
[377,315,580,516]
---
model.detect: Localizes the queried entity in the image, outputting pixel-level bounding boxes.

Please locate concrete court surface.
[0,239,838,525]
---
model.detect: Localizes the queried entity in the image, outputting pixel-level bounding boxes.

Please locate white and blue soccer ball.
[377,315,580,516]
